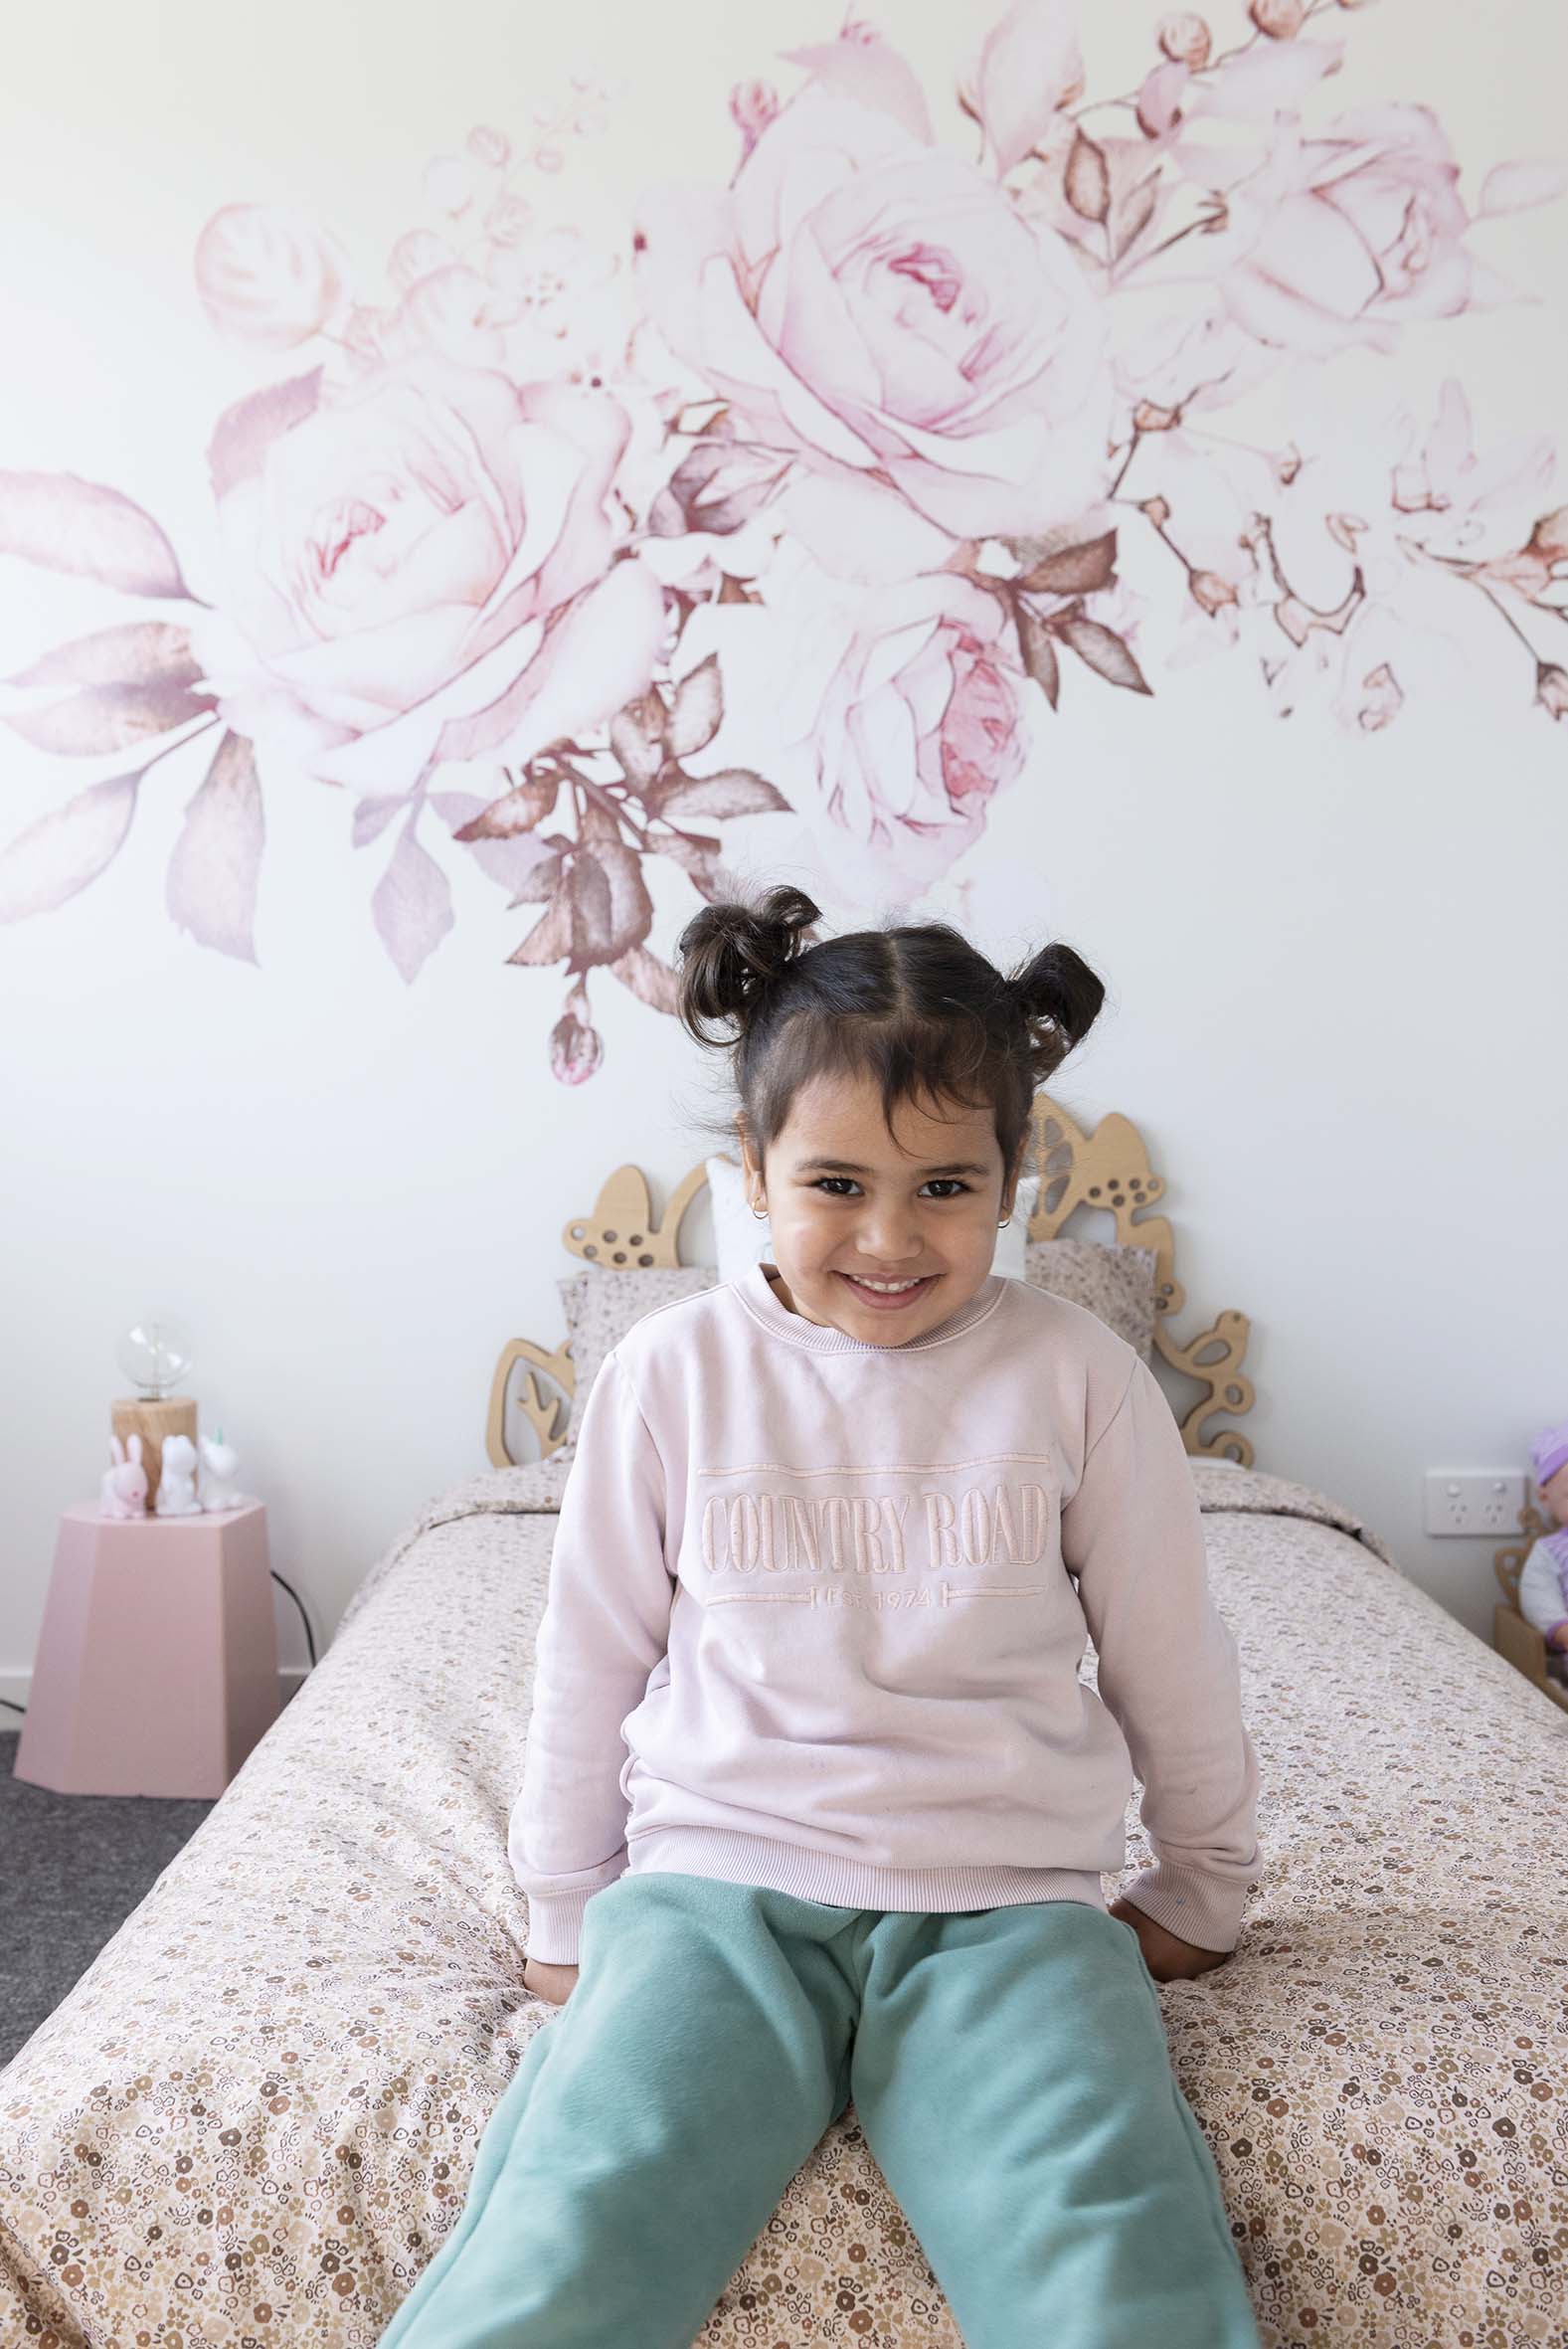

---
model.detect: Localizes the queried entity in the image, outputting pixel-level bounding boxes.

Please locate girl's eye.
[811,1177,971,1199]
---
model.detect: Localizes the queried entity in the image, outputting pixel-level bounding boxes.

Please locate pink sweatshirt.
[510,1260,1263,1964]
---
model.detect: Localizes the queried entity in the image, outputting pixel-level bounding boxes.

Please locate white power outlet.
[1423,1469,1528,1537]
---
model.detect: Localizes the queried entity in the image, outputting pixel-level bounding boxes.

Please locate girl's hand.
[1109,1896,1231,1983]
[523,1956,580,2006]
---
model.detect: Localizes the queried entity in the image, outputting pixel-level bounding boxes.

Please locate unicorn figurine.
[197,1427,252,1513]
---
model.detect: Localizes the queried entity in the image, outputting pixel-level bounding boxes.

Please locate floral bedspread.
[2,1460,1563,2346]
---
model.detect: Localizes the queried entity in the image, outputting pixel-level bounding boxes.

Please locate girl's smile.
[835,1271,943,1311]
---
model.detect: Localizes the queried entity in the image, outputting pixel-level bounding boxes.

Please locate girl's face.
[737,1069,1026,1346]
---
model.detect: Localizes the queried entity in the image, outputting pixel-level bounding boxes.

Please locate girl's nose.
[855,1211,923,1258]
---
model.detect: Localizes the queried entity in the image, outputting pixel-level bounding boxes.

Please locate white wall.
[2,0,1565,1717]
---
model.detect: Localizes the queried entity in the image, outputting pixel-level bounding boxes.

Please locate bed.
[3,1096,1564,2349]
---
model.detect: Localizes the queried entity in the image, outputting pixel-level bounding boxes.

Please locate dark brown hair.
[673,883,1108,1192]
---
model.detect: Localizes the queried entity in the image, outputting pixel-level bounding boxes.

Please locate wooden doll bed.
[2,1096,1564,2349]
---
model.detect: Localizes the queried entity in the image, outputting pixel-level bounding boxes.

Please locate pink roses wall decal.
[0,3,1563,1082]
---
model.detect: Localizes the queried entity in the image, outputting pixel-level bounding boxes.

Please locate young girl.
[378,886,1265,2349]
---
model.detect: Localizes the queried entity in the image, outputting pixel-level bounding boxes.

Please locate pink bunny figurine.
[99,1432,148,1519]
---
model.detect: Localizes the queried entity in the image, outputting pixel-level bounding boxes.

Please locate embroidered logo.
[694,1454,1058,1609]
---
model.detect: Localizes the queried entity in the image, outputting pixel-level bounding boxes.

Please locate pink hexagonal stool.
[14,1500,281,1798]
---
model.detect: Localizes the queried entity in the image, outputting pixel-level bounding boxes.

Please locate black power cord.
[0,1569,316,1720]
[271,1570,317,1669]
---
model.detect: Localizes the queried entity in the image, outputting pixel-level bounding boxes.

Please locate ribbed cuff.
[521,1886,596,1966]
[1117,1861,1254,1954]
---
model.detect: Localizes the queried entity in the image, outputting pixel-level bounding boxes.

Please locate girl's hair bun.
[671,889,1109,1186]
[676,885,822,1041]
[1006,941,1107,1075]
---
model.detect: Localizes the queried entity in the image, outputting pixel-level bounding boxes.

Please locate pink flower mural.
[633,82,1118,542]
[0,2,1563,1079]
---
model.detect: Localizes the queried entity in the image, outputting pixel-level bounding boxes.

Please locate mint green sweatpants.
[376,1873,1262,2348]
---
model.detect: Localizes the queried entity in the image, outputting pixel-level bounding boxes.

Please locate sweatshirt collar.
[736,1259,1008,1355]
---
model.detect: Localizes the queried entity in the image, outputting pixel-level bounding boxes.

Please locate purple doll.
[1516,1418,1568,1675]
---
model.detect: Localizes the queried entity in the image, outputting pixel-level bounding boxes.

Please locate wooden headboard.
[486,1092,1257,1472]
[1492,1503,1568,1715]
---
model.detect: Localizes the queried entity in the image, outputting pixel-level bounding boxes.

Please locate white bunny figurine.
[155,1431,204,1516]
[99,1432,149,1520]
[197,1427,250,1513]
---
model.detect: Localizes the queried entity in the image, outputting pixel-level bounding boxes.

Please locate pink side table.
[13,1500,281,1798]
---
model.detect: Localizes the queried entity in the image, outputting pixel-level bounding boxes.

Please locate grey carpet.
[0,1726,216,2074]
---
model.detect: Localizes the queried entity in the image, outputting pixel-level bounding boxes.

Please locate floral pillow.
[545,1240,1155,1472]
[555,1264,717,1455]
[1022,1237,1159,1359]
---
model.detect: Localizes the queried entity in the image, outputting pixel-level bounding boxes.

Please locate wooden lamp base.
[110,1394,197,1511]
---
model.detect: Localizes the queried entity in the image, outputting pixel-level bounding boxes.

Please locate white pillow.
[706,1155,1038,1283]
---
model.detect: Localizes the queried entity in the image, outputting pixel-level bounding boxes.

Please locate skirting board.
[0,1667,311,1735]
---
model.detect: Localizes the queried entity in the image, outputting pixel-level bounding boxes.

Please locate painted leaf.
[654,768,789,819]
[6,621,201,691]
[965,0,1084,177]
[1013,604,1061,709]
[351,794,410,848]
[563,838,655,967]
[648,438,789,539]
[371,824,455,985]
[0,771,139,921]
[4,677,217,756]
[1478,159,1568,217]
[0,471,192,598]
[1013,530,1118,595]
[609,691,667,785]
[1111,171,1160,263]
[1057,617,1152,695]
[483,844,561,904]
[207,370,324,501]
[576,793,621,851]
[507,837,651,967]
[666,653,723,758]
[507,887,575,961]
[430,790,562,900]
[165,731,264,965]
[657,834,749,900]
[780,37,934,143]
[1064,131,1111,224]
[609,940,682,1014]
[445,773,558,839]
